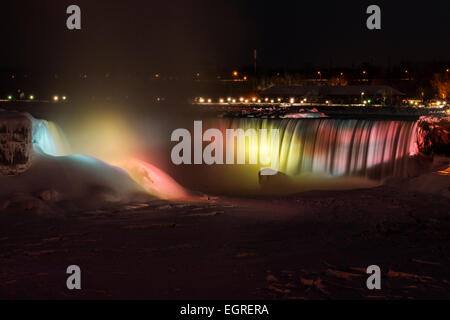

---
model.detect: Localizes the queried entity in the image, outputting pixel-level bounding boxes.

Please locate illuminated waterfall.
[28,115,193,200]
[219,118,418,180]
[30,116,70,156]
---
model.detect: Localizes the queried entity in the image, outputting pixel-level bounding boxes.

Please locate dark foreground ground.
[0,178,449,300]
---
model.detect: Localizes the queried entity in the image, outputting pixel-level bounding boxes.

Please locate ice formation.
[0,112,32,175]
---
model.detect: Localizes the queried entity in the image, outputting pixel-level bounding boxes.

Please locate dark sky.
[1,0,449,72]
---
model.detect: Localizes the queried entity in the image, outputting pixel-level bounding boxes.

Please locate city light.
[7,95,12,100]
[219,98,224,103]
[29,95,34,100]
[53,95,59,102]
[199,97,205,103]
[62,96,67,101]
[233,71,238,77]
[290,98,295,103]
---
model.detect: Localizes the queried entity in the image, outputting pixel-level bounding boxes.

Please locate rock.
[266,274,278,282]
[37,190,61,202]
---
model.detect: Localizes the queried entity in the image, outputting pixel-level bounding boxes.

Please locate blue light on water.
[32,120,67,156]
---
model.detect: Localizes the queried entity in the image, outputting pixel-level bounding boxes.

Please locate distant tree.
[328,76,348,86]
[256,73,305,91]
[431,73,450,99]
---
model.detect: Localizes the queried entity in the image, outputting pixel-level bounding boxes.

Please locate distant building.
[260,85,405,105]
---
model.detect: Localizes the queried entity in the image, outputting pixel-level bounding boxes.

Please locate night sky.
[1,0,449,72]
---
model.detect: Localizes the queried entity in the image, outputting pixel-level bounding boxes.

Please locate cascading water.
[30,117,71,156]
[212,118,418,180]
[19,112,421,198]
[27,114,194,201]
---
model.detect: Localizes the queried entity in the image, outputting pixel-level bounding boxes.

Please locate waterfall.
[29,116,70,156]
[221,118,418,180]
[26,114,194,200]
